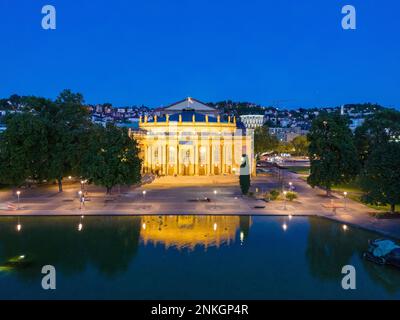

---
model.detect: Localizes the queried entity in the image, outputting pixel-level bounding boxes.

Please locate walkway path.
[0,174,399,239]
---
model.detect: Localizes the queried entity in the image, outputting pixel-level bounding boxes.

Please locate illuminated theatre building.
[134,98,255,176]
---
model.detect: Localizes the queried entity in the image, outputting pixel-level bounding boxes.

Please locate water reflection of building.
[140,215,252,250]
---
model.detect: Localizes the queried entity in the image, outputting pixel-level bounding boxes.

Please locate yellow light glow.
[213,223,217,231]
[142,223,146,230]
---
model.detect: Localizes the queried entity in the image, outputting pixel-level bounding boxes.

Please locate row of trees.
[0,90,142,193]
[254,126,309,157]
[307,110,400,213]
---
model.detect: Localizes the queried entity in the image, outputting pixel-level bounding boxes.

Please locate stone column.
[176,144,180,175]
[165,144,169,176]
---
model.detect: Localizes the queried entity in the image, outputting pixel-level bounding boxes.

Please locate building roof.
[163,97,216,112]
[147,111,222,123]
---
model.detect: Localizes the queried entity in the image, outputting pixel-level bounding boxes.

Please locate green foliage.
[354,109,400,166]
[254,126,279,156]
[43,90,90,191]
[269,189,280,201]
[307,113,359,194]
[359,140,400,214]
[0,113,48,186]
[285,191,298,201]
[290,135,310,156]
[80,124,142,194]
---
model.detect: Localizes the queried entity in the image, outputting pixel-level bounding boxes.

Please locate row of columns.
[143,139,237,176]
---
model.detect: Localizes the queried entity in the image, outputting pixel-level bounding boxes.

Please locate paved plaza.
[0,172,399,239]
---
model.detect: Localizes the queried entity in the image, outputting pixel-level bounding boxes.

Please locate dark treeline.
[0,90,142,193]
[307,109,400,213]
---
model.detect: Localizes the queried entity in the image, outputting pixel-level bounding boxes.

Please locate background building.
[239,114,265,129]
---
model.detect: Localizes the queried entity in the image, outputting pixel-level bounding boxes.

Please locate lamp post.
[343,191,348,210]
[214,190,218,209]
[283,191,287,210]
[78,191,82,210]
[142,190,147,200]
[289,181,293,191]
[16,190,21,210]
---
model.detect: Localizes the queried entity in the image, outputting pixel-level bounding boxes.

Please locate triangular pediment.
[164,97,216,112]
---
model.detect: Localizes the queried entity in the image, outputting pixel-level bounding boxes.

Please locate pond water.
[0,215,399,299]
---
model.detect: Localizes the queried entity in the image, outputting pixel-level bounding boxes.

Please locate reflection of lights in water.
[142,223,146,230]
[288,214,292,220]
[240,231,244,244]
[282,223,287,231]
[16,224,22,232]
[342,224,348,231]
[213,223,217,231]
[81,215,84,219]
[78,223,83,231]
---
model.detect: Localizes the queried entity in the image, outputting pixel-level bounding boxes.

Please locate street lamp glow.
[16,191,21,210]
[240,231,244,243]
[342,224,348,231]
[78,223,83,231]
[16,223,22,232]
[142,223,146,230]
[142,190,147,195]
[214,190,217,195]
[288,214,293,220]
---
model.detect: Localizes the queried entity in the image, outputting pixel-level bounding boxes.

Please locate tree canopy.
[307,113,359,195]
[253,126,279,156]
[80,123,142,194]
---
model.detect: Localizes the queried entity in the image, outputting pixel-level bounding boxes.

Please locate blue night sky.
[1,0,399,108]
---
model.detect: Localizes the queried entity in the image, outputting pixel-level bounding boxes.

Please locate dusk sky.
[1,0,399,108]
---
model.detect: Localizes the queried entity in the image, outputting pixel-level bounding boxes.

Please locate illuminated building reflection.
[140,215,252,250]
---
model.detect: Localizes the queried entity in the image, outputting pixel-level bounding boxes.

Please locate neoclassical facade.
[133,98,254,176]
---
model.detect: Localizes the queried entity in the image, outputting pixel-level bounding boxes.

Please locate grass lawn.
[285,166,310,175]
[332,179,399,212]
[291,169,399,212]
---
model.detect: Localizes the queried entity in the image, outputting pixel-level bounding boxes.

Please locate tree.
[0,113,49,188]
[80,124,142,194]
[354,109,400,166]
[43,89,90,192]
[355,109,400,213]
[290,135,310,156]
[253,126,279,156]
[307,113,359,196]
[359,142,400,213]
